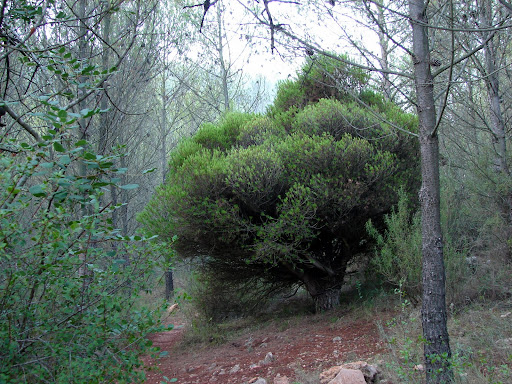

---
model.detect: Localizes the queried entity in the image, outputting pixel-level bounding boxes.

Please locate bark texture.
[303,274,342,313]
[480,0,512,247]
[408,0,453,382]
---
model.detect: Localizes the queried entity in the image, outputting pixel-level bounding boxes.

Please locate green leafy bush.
[0,134,166,383]
[366,189,472,303]
[366,189,423,298]
[192,112,255,151]
[237,116,286,147]
[267,54,369,131]
[298,54,368,104]
[141,65,419,313]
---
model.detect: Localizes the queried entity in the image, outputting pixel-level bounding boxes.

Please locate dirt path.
[143,308,387,384]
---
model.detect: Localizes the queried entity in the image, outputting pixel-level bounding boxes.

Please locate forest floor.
[142,299,394,384]
[141,292,512,384]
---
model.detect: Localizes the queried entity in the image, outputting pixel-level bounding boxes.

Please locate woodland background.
[1,0,512,383]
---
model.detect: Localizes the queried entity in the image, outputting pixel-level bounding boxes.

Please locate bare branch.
[2,103,42,143]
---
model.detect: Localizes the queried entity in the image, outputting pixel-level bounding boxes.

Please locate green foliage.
[268,54,369,117]
[299,54,368,102]
[270,79,305,115]
[141,62,419,311]
[225,145,284,213]
[237,116,286,147]
[379,291,512,384]
[366,189,423,298]
[0,133,166,383]
[366,188,472,303]
[292,99,389,142]
[169,138,203,169]
[191,112,255,151]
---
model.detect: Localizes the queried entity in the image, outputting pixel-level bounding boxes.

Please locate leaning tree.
[140,57,420,312]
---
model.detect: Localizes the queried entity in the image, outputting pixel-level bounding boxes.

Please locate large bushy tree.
[140,58,419,311]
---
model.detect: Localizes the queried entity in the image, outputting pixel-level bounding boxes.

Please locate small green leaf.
[92,181,109,188]
[99,161,114,169]
[29,184,46,197]
[78,183,92,192]
[54,191,68,201]
[53,142,66,152]
[119,184,138,190]
[85,162,99,169]
[59,155,71,165]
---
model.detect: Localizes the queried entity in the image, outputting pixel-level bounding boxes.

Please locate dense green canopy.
[140,58,419,311]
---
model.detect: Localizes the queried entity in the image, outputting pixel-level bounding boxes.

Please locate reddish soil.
[143,307,387,384]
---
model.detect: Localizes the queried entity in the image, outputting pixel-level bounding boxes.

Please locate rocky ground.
[143,305,389,384]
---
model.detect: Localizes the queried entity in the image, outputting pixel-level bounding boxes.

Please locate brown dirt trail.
[143,308,387,384]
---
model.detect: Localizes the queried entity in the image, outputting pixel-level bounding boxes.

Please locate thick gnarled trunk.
[302,273,343,313]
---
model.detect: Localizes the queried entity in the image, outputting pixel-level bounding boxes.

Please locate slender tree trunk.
[408,0,453,382]
[98,8,111,156]
[161,75,174,300]
[216,2,230,112]
[77,0,92,287]
[480,0,512,246]
[376,0,392,100]
[481,1,508,174]
[467,69,480,157]
[77,0,89,152]
[120,154,129,237]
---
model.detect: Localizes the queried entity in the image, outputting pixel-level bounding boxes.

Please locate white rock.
[273,374,290,384]
[495,338,512,348]
[230,364,241,374]
[342,361,380,382]
[328,368,366,384]
[263,352,275,365]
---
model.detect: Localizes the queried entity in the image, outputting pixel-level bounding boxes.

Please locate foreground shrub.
[366,188,476,305]
[141,95,419,313]
[0,134,166,383]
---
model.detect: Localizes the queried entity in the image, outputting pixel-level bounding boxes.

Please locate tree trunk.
[160,75,174,300]
[98,8,111,156]
[312,287,341,313]
[216,3,230,112]
[376,0,392,101]
[302,274,342,312]
[165,271,174,301]
[480,0,512,251]
[408,0,453,382]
